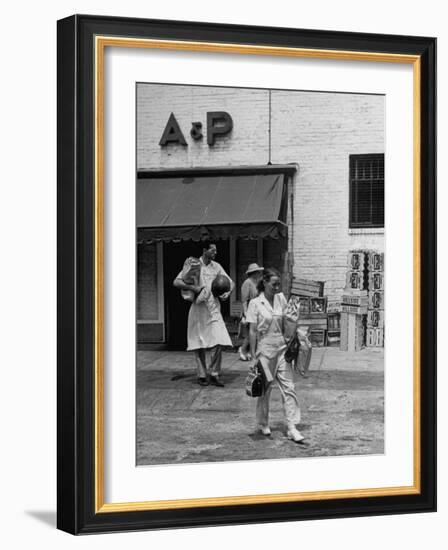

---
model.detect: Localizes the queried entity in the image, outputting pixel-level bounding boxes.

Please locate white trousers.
[256,352,301,429]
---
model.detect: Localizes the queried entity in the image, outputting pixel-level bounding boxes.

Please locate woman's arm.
[249,323,258,359]
[242,302,249,317]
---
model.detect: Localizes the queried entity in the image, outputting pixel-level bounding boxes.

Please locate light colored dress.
[176,258,233,351]
[246,292,301,428]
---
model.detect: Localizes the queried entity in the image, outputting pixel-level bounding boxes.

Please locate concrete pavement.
[136,347,384,465]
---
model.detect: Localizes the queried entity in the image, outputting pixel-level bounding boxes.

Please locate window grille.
[349,153,384,228]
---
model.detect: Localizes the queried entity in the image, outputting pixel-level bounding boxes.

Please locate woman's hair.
[257,267,281,293]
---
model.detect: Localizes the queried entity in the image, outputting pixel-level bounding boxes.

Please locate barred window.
[349,154,384,228]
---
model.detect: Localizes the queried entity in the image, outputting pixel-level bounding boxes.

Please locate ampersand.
[190,121,203,140]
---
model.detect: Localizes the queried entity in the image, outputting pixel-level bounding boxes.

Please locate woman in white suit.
[246,268,304,443]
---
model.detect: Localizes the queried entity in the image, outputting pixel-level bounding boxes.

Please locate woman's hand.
[219,291,231,301]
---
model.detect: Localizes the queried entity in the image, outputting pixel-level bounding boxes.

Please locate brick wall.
[137,84,269,169]
[137,85,384,301]
[270,90,384,298]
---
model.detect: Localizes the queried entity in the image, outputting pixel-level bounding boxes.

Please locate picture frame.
[57,14,436,534]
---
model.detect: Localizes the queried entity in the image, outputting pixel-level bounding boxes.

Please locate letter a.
[159,113,187,146]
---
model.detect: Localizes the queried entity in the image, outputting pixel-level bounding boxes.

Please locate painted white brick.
[137,84,269,169]
[271,90,384,299]
[137,85,384,301]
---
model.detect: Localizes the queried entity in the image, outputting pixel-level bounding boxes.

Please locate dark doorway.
[163,239,231,349]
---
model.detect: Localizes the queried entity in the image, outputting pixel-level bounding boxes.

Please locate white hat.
[246,263,264,274]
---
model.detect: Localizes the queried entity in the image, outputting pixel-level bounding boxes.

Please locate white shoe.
[238,347,250,361]
[259,425,271,436]
[287,427,304,443]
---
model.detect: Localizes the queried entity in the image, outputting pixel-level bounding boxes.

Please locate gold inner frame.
[94,36,421,513]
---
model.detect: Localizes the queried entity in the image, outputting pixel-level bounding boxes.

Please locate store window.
[349,153,384,229]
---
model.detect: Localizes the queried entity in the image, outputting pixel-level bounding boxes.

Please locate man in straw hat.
[238,263,264,361]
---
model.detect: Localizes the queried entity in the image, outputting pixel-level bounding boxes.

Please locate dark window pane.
[371,180,384,225]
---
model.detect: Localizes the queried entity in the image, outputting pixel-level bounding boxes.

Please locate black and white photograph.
[136,82,385,466]
[0,0,442,540]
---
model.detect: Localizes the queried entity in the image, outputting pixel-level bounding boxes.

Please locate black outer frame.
[57,14,436,535]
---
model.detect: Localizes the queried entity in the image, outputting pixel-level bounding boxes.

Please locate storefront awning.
[137,174,288,243]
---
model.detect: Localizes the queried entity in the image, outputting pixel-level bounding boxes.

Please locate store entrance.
[163,240,230,349]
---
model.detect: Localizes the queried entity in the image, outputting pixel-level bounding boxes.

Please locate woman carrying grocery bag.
[246,268,304,443]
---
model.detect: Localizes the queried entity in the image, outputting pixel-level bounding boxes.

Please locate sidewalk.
[136,347,384,465]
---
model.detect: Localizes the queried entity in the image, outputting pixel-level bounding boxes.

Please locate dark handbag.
[284,333,300,364]
[245,361,264,397]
